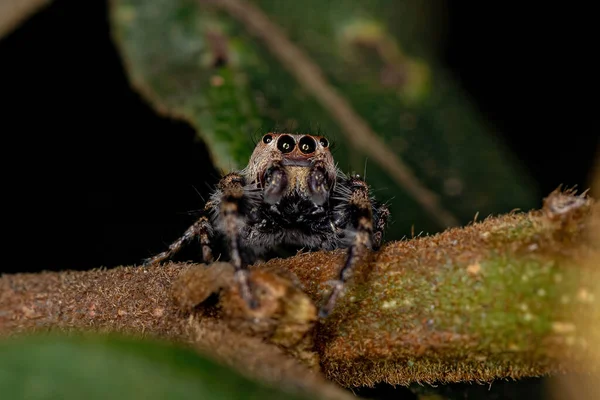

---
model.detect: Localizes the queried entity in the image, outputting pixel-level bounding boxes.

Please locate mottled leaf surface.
[110,0,538,238]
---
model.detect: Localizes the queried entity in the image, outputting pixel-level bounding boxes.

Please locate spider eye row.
[261,134,329,154]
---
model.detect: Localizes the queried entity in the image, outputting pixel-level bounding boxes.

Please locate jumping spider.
[145,133,390,317]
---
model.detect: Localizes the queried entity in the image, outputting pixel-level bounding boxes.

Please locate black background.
[0,0,596,274]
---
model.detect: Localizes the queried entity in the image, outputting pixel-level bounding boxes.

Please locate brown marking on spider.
[145,133,390,318]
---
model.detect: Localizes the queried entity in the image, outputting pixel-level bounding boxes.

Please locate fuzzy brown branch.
[0,263,351,400]
[259,189,600,386]
[1,190,599,390]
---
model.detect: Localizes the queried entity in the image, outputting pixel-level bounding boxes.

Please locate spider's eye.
[262,134,273,144]
[298,136,316,154]
[319,137,329,148]
[277,135,295,153]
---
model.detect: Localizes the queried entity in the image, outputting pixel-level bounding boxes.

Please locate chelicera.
[145,133,390,317]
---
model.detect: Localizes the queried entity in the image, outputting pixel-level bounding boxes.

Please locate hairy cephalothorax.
[144,133,390,317]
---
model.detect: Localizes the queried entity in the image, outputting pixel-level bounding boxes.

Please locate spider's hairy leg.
[143,203,215,266]
[216,172,258,309]
[320,177,374,318]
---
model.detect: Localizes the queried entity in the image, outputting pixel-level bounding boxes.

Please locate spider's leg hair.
[191,184,206,204]
[250,125,265,146]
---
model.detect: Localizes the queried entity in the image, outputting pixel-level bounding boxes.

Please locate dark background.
[0,0,596,274]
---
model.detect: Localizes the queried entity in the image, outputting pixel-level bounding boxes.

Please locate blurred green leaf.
[0,333,317,400]
[110,0,538,238]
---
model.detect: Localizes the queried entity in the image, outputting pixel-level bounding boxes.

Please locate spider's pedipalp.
[263,162,288,204]
[307,161,330,205]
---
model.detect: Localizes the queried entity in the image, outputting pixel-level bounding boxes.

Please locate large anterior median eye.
[277,135,295,153]
[298,136,316,154]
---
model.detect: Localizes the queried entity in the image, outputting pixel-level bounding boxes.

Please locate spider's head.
[245,133,335,187]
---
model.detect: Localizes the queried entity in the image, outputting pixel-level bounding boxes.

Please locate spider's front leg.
[143,202,215,266]
[215,172,259,309]
[319,176,387,318]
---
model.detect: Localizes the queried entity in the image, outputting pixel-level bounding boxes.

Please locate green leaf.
[109,0,538,238]
[0,333,316,400]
